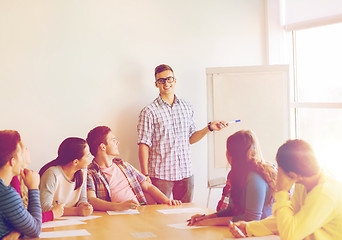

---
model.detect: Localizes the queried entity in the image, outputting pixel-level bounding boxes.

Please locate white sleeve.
[39,167,57,212]
[77,170,88,205]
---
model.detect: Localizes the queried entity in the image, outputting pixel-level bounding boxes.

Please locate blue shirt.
[0,178,42,238]
[217,171,273,221]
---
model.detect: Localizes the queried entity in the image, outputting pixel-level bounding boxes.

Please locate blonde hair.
[19,176,29,208]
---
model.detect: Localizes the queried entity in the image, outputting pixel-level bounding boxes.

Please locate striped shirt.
[11,176,53,223]
[87,158,147,205]
[0,178,42,238]
[137,95,196,181]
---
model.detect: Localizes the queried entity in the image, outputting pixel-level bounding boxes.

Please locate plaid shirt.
[137,95,196,181]
[87,158,147,205]
[216,172,232,211]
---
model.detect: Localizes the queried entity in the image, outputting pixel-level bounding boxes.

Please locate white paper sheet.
[167,222,208,229]
[224,235,280,240]
[130,232,157,238]
[157,207,205,214]
[41,219,86,228]
[39,229,91,238]
[57,215,101,221]
[107,209,140,215]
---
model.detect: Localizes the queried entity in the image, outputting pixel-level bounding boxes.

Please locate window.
[292,22,342,180]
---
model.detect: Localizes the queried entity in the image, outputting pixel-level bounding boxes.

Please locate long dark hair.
[39,137,87,190]
[228,130,276,214]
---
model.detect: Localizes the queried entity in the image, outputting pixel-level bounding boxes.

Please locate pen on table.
[139,203,146,206]
[228,119,241,124]
[228,219,246,238]
[186,214,205,222]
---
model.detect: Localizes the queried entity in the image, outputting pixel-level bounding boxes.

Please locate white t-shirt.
[40,166,88,212]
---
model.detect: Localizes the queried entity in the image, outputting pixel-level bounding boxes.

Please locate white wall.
[0,0,267,207]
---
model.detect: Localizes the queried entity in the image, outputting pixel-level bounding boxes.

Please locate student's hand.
[210,121,229,131]
[78,202,93,216]
[229,221,247,238]
[20,168,40,190]
[52,203,65,219]
[2,231,21,240]
[188,214,208,226]
[116,199,139,211]
[167,199,182,206]
[276,168,296,192]
[191,217,227,226]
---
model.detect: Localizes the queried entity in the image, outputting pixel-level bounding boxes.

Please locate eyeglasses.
[156,77,175,84]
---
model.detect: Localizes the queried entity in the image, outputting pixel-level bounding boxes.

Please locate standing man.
[137,64,228,202]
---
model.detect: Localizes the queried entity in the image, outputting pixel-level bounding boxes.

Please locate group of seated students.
[0,127,341,239]
[188,130,342,240]
[0,126,181,239]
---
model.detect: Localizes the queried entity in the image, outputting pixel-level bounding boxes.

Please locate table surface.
[33,203,238,240]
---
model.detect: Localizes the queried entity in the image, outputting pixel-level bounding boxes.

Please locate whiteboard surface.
[207,65,290,181]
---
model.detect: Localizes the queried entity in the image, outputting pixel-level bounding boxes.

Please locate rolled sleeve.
[137,108,153,147]
[189,104,196,138]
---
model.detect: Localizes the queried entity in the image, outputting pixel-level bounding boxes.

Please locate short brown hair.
[154,64,174,78]
[0,130,21,168]
[276,139,319,177]
[87,126,111,156]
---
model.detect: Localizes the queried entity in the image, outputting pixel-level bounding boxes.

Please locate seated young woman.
[188,130,277,226]
[39,137,93,217]
[11,176,64,222]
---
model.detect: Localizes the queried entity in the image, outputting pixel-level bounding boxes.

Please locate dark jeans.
[150,175,194,203]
